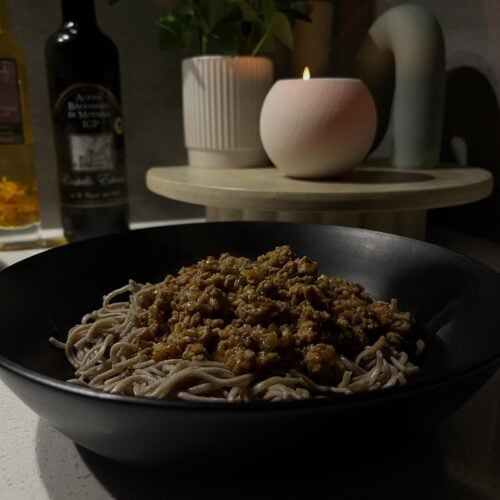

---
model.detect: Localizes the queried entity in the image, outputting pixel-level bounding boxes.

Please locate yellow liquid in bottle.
[0,2,40,230]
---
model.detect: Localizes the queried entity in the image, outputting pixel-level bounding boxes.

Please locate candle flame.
[302,66,311,80]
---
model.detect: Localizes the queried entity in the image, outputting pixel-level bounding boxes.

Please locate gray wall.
[7,0,500,239]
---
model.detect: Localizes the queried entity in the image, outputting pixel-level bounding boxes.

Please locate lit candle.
[259,69,377,179]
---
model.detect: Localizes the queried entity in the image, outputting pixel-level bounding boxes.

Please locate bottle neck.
[61,0,97,28]
[0,0,9,31]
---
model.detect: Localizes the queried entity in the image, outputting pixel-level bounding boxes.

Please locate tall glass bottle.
[0,0,41,248]
[45,0,129,242]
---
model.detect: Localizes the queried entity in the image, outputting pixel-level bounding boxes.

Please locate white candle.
[259,68,377,179]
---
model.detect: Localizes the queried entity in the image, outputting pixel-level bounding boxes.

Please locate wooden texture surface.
[146,165,493,212]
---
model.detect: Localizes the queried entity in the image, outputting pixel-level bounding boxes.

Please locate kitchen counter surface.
[0,222,499,500]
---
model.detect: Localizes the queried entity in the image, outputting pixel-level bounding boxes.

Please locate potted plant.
[113,0,310,168]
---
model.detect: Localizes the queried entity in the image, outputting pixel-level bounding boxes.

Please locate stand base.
[205,207,427,239]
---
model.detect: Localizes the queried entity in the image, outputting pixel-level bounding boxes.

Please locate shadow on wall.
[430,66,500,241]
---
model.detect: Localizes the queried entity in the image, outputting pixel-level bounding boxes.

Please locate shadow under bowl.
[0,222,499,466]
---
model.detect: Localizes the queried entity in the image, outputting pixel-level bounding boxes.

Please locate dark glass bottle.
[45,0,129,242]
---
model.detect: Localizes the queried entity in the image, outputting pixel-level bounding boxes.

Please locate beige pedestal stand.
[146,165,493,240]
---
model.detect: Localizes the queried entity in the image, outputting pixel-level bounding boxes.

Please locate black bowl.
[1,222,499,466]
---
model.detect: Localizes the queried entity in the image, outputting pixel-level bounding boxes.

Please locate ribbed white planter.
[182,56,273,168]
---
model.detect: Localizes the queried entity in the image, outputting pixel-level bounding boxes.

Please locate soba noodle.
[50,272,424,402]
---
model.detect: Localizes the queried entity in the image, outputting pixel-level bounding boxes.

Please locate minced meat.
[135,245,413,385]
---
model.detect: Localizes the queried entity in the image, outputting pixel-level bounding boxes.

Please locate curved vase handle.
[356,5,446,168]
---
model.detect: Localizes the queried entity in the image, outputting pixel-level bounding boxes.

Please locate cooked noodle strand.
[50,251,424,402]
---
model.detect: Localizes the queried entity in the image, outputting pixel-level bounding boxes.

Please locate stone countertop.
[0,222,499,500]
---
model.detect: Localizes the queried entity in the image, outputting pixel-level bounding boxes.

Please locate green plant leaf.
[261,0,277,21]
[268,11,294,49]
[185,0,212,35]
[116,0,304,56]
[251,10,293,55]
[207,1,241,27]
[157,12,194,52]
[258,32,276,53]
[228,0,259,21]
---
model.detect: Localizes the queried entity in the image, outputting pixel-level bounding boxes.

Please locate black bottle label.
[0,59,24,145]
[52,83,127,208]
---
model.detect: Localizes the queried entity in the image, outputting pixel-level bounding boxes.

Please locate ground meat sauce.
[136,246,414,385]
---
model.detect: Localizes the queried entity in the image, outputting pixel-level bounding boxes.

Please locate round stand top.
[146,165,493,212]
